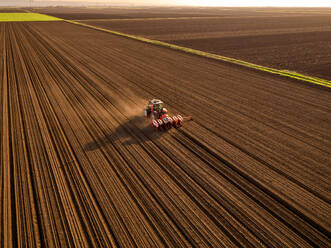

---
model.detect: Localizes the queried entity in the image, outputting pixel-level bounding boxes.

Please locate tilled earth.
[1,21,330,247]
[33,6,331,20]
[80,13,331,80]
[0,9,26,13]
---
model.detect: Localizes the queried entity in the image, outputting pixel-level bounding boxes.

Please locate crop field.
[62,7,331,80]
[1,8,331,248]
[0,13,61,22]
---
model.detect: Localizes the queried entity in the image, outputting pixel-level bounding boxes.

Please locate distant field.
[33,6,331,20]
[77,9,331,80]
[0,8,26,13]
[29,6,221,20]
[0,13,61,22]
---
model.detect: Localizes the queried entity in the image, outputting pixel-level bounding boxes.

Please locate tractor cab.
[145,99,166,118]
[150,99,163,113]
[144,98,191,131]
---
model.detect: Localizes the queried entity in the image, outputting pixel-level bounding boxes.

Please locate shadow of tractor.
[84,115,167,151]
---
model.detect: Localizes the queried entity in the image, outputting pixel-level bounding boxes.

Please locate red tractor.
[144,99,191,131]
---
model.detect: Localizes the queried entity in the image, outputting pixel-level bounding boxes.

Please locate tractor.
[144,99,191,131]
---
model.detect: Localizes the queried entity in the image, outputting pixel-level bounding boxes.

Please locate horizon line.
[1,5,331,7]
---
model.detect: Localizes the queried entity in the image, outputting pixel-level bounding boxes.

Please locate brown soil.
[172,31,331,80]
[0,9,26,13]
[1,21,330,247]
[81,13,331,80]
[31,6,223,20]
[35,6,331,20]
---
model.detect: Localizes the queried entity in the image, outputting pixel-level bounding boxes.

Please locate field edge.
[65,19,331,88]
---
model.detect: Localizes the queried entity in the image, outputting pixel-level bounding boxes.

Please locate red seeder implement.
[144,99,192,131]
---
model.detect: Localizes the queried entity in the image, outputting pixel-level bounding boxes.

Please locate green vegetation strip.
[66,20,331,88]
[0,13,62,22]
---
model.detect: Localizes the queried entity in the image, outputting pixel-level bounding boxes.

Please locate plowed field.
[81,12,331,80]
[34,6,331,20]
[1,21,330,247]
[0,9,26,13]
[29,6,223,20]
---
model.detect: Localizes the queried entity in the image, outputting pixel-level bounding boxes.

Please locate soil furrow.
[1,23,13,248]
[1,20,330,247]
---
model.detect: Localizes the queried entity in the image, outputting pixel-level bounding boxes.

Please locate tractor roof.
[150,99,163,105]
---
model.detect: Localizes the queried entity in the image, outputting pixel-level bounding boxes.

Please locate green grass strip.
[0,13,62,22]
[66,20,331,88]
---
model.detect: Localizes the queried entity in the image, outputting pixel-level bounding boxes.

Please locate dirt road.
[1,21,330,247]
